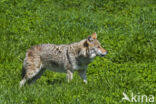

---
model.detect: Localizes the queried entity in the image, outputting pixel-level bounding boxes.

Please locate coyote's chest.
[72,56,93,70]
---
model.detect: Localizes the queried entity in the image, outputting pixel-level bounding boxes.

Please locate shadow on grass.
[46,78,65,85]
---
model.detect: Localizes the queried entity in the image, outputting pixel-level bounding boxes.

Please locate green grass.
[0,0,156,103]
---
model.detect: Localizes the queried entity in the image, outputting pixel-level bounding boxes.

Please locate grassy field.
[0,0,156,103]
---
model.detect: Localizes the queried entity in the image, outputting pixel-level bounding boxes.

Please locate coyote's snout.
[20,33,107,87]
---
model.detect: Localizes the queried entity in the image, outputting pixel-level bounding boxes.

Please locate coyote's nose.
[101,51,108,57]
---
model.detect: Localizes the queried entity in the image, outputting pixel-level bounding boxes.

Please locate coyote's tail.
[21,66,26,79]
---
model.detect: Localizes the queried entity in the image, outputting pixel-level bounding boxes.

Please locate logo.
[122,92,155,103]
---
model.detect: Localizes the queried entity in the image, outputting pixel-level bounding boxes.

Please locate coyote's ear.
[91,32,97,39]
[87,32,97,42]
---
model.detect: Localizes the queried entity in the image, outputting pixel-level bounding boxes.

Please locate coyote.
[20,33,107,87]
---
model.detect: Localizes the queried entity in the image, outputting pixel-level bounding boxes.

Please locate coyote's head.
[86,33,107,58]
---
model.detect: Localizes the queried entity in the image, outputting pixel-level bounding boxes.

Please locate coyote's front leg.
[78,69,87,84]
[66,70,73,83]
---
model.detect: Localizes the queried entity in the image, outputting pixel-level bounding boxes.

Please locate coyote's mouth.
[100,51,107,57]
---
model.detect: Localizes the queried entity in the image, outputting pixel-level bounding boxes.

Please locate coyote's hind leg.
[19,56,44,87]
[27,68,46,84]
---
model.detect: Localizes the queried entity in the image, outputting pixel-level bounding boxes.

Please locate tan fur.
[19,33,107,87]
